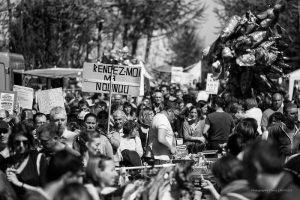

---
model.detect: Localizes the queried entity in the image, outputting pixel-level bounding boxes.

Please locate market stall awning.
[23,68,82,78]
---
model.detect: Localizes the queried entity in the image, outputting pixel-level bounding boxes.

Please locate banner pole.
[107,65,114,134]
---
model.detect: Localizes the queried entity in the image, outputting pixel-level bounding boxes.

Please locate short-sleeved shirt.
[148,113,175,160]
[205,112,234,142]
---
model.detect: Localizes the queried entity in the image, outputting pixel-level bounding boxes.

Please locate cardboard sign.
[13,85,34,109]
[205,73,219,94]
[171,67,183,83]
[82,80,140,96]
[82,62,142,96]
[36,88,65,114]
[0,91,17,114]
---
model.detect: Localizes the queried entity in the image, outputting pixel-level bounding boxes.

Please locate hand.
[170,146,176,155]
[0,147,10,158]
[201,179,215,191]
[6,168,22,187]
[198,137,206,143]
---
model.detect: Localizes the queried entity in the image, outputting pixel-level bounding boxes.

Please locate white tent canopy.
[23,68,83,78]
[288,68,300,100]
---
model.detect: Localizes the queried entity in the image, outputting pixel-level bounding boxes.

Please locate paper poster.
[13,85,34,109]
[171,67,183,83]
[0,91,17,114]
[205,73,219,94]
[36,88,65,114]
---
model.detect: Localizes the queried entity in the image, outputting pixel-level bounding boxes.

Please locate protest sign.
[0,91,17,114]
[13,85,34,109]
[82,62,141,96]
[181,72,195,86]
[205,73,219,94]
[82,80,140,96]
[36,88,65,114]
[171,67,183,83]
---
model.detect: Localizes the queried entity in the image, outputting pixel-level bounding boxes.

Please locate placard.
[171,67,183,83]
[82,62,142,96]
[0,91,17,114]
[36,88,65,114]
[82,80,140,96]
[13,85,34,109]
[205,73,219,94]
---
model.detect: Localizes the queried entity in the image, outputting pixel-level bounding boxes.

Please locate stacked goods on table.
[203,0,292,98]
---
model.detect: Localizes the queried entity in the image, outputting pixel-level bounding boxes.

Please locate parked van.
[0,52,25,91]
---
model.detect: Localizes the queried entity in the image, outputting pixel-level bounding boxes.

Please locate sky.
[198,0,222,47]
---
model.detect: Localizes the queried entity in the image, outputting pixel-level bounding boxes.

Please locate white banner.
[82,62,142,96]
[171,67,183,83]
[205,73,219,94]
[13,85,34,109]
[36,88,65,114]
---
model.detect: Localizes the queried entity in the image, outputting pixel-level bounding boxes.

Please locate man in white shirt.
[49,106,78,147]
[148,102,180,163]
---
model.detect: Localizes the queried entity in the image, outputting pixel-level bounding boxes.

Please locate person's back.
[206,112,234,148]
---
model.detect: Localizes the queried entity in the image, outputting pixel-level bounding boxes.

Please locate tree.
[169,23,205,68]
[214,0,300,64]
[103,0,206,58]
[9,0,100,69]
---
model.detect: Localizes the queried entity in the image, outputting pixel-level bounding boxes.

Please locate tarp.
[183,60,202,82]
[23,68,82,78]
[288,69,300,100]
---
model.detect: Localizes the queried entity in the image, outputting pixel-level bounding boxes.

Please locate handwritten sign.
[82,80,140,96]
[205,73,219,94]
[36,88,65,114]
[171,67,183,83]
[13,85,34,109]
[0,91,17,114]
[82,62,142,96]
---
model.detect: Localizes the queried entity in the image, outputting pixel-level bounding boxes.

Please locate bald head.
[272,93,283,111]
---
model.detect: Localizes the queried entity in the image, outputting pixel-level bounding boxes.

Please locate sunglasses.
[14,140,29,146]
[0,128,8,134]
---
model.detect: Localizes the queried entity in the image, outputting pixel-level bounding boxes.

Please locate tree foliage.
[1,0,206,68]
[10,0,100,69]
[169,24,204,68]
[214,0,300,62]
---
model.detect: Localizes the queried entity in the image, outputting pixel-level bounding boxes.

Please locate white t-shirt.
[148,113,175,160]
[244,107,263,135]
[196,90,209,102]
[119,136,143,157]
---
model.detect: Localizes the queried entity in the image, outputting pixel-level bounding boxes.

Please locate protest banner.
[82,62,141,96]
[0,91,17,114]
[83,62,142,134]
[205,73,219,94]
[13,85,34,109]
[36,88,65,114]
[171,67,183,83]
[82,80,140,96]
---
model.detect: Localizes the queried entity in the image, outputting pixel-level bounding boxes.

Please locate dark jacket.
[219,180,258,200]
[268,124,300,157]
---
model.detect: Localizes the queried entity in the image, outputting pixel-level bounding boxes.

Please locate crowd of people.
[0,81,300,200]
